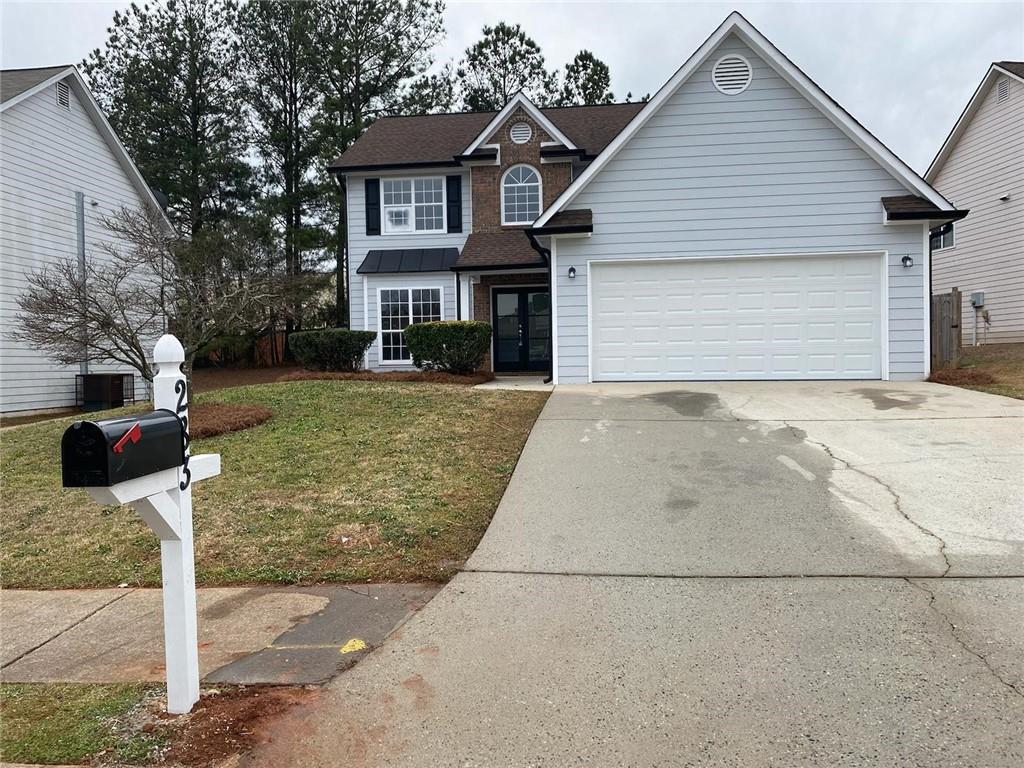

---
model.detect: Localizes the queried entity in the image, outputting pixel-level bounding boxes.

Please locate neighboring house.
[926,61,1023,345]
[330,12,965,383]
[0,65,167,415]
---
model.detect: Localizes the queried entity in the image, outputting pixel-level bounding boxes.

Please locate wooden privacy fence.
[931,287,962,370]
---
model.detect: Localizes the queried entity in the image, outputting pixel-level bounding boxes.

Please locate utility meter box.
[971,292,985,307]
[61,409,185,487]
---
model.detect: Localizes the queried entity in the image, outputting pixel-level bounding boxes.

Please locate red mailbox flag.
[112,422,142,454]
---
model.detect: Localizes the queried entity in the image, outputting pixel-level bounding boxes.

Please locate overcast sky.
[2,1,1021,172]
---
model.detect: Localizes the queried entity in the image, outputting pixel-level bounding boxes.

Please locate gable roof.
[462,92,577,155]
[1,65,74,105]
[925,61,1024,182]
[535,11,953,228]
[328,101,644,172]
[0,65,172,231]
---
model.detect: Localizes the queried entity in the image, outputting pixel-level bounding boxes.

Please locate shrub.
[404,321,492,374]
[289,329,376,372]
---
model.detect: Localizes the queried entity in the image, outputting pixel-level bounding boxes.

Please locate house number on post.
[60,335,220,714]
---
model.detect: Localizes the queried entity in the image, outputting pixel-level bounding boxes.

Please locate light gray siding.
[552,35,927,383]
[0,79,153,413]
[346,171,468,369]
[931,74,1024,344]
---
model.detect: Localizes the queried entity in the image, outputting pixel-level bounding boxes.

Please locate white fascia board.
[462,92,577,155]
[535,11,951,227]
[925,64,1022,182]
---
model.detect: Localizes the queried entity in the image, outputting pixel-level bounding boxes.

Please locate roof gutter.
[526,231,554,385]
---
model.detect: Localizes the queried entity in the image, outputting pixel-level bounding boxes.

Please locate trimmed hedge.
[289,329,376,371]
[404,321,492,374]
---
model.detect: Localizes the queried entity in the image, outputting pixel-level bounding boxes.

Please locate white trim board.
[2,65,173,232]
[925,62,1024,182]
[462,92,577,156]
[534,11,951,227]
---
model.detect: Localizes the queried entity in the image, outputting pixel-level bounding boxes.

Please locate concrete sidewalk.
[1,584,437,685]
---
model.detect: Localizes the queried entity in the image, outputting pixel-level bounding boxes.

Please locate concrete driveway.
[245,382,1024,767]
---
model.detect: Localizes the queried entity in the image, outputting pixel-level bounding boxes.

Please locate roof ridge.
[1,63,75,73]
[375,99,646,122]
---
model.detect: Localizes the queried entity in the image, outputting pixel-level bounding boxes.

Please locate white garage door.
[590,254,883,381]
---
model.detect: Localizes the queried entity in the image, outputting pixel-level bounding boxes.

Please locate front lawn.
[0,380,548,588]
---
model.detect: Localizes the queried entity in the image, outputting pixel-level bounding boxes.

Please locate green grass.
[1,380,548,589]
[0,683,163,765]
[957,343,1024,400]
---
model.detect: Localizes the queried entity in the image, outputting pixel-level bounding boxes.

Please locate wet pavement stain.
[644,391,720,418]
[852,388,928,411]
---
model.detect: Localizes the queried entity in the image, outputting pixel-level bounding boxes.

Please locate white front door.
[590,254,883,381]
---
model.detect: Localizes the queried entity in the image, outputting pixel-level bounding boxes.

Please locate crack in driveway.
[906,578,1024,700]
[784,422,952,577]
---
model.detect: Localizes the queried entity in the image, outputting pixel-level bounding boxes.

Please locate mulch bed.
[927,367,996,386]
[279,369,496,386]
[189,402,273,439]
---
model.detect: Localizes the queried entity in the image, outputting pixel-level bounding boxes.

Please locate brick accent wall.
[470,108,573,233]
[473,272,547,371]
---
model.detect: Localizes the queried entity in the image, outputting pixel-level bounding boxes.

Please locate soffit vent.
[510,121,533,144]
[56,81,70,110]
[997,77,1009,104]
[712,55,753,95]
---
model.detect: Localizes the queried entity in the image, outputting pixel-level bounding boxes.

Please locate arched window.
[501,165,541,225]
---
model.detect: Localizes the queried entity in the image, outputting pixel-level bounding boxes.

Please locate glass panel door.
[491,288,551,372]
[493,291,522,370]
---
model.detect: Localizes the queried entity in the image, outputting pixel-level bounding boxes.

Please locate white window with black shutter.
[365,175,463,236]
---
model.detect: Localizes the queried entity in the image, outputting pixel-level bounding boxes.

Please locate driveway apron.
[245,382,1024,767]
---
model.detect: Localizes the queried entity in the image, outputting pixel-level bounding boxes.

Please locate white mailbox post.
[82,335,220,714]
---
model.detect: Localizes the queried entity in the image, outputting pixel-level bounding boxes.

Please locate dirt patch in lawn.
[190,402,273,439]
[928,368,996,386]
[158,686,317,767]
[280,369,495,385]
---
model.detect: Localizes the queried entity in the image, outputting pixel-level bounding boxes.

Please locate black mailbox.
[61,409,185,487]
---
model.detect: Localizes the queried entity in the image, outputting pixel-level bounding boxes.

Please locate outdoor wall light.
[901,255,914,268]
[568,266,577,279]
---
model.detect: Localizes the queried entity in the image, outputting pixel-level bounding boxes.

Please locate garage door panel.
[591,254,882,381]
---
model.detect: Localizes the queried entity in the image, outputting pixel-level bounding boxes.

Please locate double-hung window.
[379,287,443,362]
[381,178,445,234]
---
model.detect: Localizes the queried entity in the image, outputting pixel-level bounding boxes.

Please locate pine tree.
[82,0,252,234]
[457,22,556,111]
[235,1,328,334]
[559,51,614,106]
[313,0,447,326]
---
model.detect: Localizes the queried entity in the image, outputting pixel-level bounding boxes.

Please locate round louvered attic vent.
[510,121,533,144]
[712,55,753,95]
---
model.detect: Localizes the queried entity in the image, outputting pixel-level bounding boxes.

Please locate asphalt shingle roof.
[1,65,72,105]
[330,102,645,171]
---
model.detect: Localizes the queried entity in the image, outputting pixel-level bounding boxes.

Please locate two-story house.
[330,12,965,383]
[926,61,1023,345]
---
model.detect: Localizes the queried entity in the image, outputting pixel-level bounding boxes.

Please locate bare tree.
[13,205,289,381]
